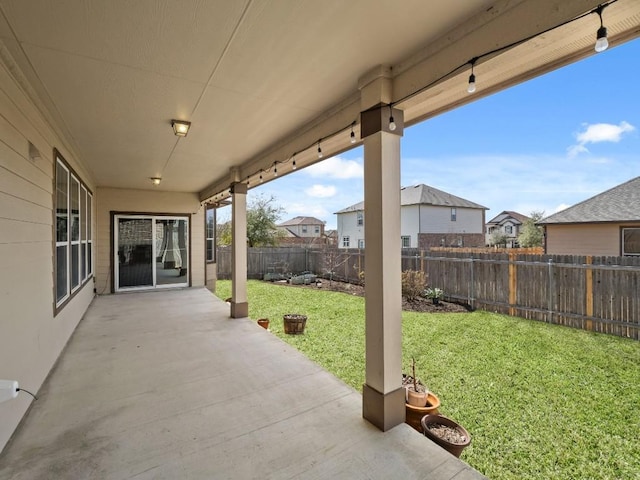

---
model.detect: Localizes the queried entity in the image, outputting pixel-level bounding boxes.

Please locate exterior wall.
[418,233,485,249]
[486,219,521,246]
[545,223,636,256]
[337,210,365,248]
[418,205,484,234]
[279,223,324,238]
[400,205,419,248]
[0,59,95,452]
[95,188,205,293]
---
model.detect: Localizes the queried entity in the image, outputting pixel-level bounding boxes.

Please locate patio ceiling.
[0,0,638,200]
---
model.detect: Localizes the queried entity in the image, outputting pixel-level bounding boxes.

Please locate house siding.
[0,59,94,452]
[337,210,365,248]
[545,223,637,255]
[95,188,205,293]
[418,205,483,234]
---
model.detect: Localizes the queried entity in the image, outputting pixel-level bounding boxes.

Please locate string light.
[317,141,323,158]
[594,4,609,52]
[467,57,478,93]
[273,164,278,177]
[388,105,396,131]
[259,172,263,183]
[292,157,297,170]
[350,124,356,144]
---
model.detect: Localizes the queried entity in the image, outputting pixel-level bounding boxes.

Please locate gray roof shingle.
[539,176,640,224]
[335,184,486,214]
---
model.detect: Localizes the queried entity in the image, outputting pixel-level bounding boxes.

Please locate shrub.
[402,270,427,301]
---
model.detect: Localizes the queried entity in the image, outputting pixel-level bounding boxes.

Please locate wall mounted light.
[150,177,162,186]
[171,119,191,137]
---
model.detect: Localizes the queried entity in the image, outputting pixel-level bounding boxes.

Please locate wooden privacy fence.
[217,247,640,340]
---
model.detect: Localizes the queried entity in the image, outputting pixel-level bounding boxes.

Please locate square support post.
[360,104,405,431]
[230,182,248,318]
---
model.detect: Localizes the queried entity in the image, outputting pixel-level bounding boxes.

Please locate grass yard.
[215,280,640,480]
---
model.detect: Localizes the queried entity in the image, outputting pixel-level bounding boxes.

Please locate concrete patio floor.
[0,288,484,479]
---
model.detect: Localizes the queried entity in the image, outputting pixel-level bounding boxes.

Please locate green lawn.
[215,280,640,480]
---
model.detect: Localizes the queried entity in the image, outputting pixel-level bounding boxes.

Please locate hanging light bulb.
[350,125,356,144]
[594,5,609,53]
[292,157,297,170]
[273,165,278,177]
[317,141,323,158]
[388,106,396,131]
[467,58,477,93]
[259,172,263,183]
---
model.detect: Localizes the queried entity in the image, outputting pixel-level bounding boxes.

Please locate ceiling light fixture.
[171,119,191,137]
[150,177,162,186]
[467,57,478,93]
[594,5,609,53]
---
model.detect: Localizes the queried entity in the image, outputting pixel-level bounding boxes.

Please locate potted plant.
[283,313,307,334]
[257,318,270,330]
[424,287,444,305]
[403,358,440,433]
[421,414,471,458]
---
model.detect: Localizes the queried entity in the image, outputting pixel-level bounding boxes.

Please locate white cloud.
[554,203,571,213]
[305,184,336,198]
[568,121,635,157]
[305,156,363,179]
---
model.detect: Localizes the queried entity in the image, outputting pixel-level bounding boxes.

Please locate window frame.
[621,227,640,256]
[342,236,350,248]
[357,239,365,249]
[401,236,411,248]
[54,150,93,314]
[356,211,364,226]
[451,207,457,222]
[205,206,216,263]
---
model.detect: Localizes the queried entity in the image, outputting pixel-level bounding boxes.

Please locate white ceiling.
[0,0,638,201]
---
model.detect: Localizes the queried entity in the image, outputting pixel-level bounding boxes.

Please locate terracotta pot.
[421,414,471,458]
[257,318,269,330]
[404,392,440,433]
[406,388,428,407]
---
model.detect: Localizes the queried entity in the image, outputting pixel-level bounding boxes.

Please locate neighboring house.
[276,216,325,245]
[485,211,530,247]
[539,176,640,256]
[335,184,487,249]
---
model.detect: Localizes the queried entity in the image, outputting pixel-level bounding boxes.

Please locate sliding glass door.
[114,215,189,291]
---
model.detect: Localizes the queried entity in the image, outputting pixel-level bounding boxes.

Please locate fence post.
[509,253,517,316]
[547,258,554,323]
[585,256,593,331]
[469,256,474,309]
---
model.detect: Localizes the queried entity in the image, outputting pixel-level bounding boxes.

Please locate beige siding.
[545,223,625,255]
[95,187,205,293]
[0,59,95,451]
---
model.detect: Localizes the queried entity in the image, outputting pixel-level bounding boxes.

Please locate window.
[401,236,411,248]
[206,207,215,262]
[358,239,365,248]
[505,225,513,234]
[302,225,307,233]
[314,225,320,234]
[342,236,350,248]
[622,228,640,255]
[451,208,457,222]
[357,211,363,226]
[55,152,92,310]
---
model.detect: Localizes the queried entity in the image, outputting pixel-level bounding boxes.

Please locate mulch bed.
[272,279,470,313]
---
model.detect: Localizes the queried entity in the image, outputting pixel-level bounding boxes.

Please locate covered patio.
[0,288,482,479]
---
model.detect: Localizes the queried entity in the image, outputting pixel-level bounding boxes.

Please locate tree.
[246,194,285,247]
[518,210,545,247]
[215,194,285,247]
[489,229,508,247]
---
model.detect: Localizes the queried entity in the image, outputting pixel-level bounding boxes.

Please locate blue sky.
[225,38,640,230]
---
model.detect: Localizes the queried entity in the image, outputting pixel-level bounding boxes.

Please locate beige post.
[359,66,405,431]
[230,182,248,318]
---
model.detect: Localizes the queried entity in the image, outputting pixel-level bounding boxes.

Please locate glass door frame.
[113,213,190,292]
